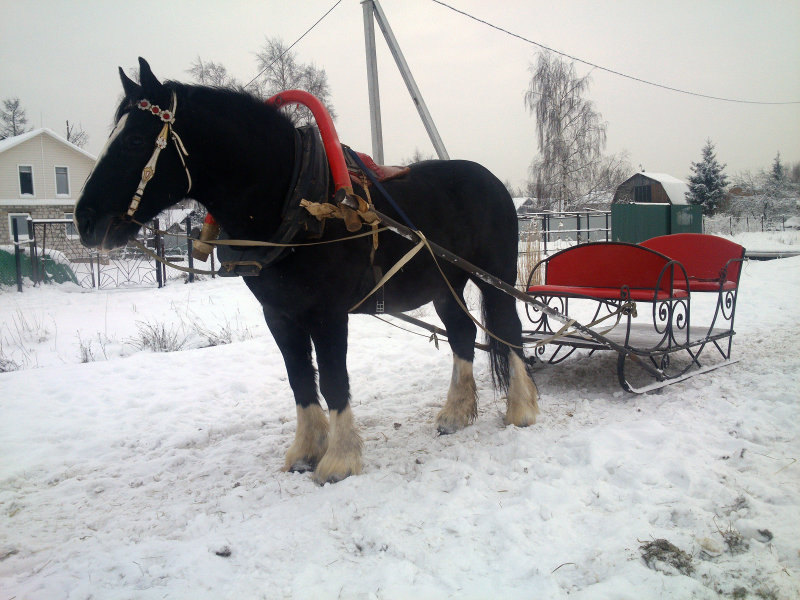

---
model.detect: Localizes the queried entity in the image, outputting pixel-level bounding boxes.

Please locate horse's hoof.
[286,459,316,473]
[436,423,458,435]
[312,469,352,485]
[312,451,362,485]
[435,410,472,435]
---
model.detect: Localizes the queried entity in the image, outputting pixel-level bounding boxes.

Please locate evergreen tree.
[769,151,785,186]
[686,139,729,216]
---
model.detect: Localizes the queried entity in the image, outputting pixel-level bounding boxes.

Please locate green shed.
[611,172,703,243]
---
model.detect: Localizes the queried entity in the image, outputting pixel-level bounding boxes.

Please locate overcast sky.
[2,0,799,190]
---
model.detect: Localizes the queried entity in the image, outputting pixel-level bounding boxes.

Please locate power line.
[244,0,342,90]
[431,0,800,106]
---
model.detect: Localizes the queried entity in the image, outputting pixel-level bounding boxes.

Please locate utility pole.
[361,0,449,161]
[362,0,384,164]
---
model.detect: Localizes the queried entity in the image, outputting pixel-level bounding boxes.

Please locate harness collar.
[125,91,192,219]
[216,125,330,274]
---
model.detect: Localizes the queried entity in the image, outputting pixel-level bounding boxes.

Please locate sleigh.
[522,234,745,392]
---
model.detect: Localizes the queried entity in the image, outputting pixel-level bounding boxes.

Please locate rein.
[129,218,390,277]
[126,92,192,219]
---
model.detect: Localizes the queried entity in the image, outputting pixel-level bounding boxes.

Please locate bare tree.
[524,52,607,211]
[402,147,435,165]
[582,151,633,207]
[789,161,800,185]
[65,120,89,148]
[1,97,31,139]
[187,56,239,88]
[729,169,797,222]
[252,37,336,125]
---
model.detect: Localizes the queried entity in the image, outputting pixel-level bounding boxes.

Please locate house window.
[19,165,34,196]
[55,166,70,196]
[9,213,31,241]
[634,185,652,203]
[64,212,79,239]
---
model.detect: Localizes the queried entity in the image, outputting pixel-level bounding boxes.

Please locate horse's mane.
[114,79,296,137]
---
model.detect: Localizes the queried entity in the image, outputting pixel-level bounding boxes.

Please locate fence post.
[542,213,548,255]
[26,218,41,286]
[153,218,163,288]
[40,222,48,284]
[12,219,23,292]
[91,251,97,288]
[605,212,610,242]
[185,215,195,283]
[162,237,167,284]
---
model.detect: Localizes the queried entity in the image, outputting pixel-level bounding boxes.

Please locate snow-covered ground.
[1,233,799,599]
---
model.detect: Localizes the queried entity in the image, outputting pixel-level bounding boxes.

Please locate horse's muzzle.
[75,205,101,247]
[75,206,130,250]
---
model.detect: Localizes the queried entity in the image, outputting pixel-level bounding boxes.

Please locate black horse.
[75,58,539,484]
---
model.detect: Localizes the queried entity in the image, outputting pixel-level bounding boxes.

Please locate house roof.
[633,172,689,205]
[0,128,96,161]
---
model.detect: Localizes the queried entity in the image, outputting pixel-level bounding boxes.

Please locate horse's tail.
[480,284,522,393]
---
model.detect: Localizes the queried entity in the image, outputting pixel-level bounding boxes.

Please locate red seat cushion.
[673,279,737,292]
[527,284,688,301]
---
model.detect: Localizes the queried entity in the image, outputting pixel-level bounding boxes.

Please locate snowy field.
[1,232,799,599]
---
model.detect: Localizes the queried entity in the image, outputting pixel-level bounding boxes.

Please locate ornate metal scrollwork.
[525,294,566,334]
[720,290,736,321]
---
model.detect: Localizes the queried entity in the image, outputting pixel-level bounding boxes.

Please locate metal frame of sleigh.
[522,234,746,393]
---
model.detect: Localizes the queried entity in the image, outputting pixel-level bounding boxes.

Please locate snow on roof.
[159,207,194,228]
[0,128,96,161]
[512,197,532,211]
[638,172,689,205]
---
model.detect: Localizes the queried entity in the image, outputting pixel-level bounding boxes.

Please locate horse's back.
[378,159,518,275]
[379,160,516,239]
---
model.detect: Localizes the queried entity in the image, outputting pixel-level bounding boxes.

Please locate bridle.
[125,91,192,219]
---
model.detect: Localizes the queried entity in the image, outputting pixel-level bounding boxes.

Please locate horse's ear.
[119,67,141,99]
[138,57,163,96]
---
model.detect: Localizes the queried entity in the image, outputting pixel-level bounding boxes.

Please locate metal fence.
[2,216,214,292]
[518,210,611,254]
[703,214,797,235]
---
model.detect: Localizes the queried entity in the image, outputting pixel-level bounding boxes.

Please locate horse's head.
[75,57,192,249]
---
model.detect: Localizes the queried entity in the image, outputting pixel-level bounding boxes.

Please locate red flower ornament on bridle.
[137,99,175,124]
[125,91,191,218]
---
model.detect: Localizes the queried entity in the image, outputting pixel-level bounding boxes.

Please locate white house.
[0,128,95,247]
